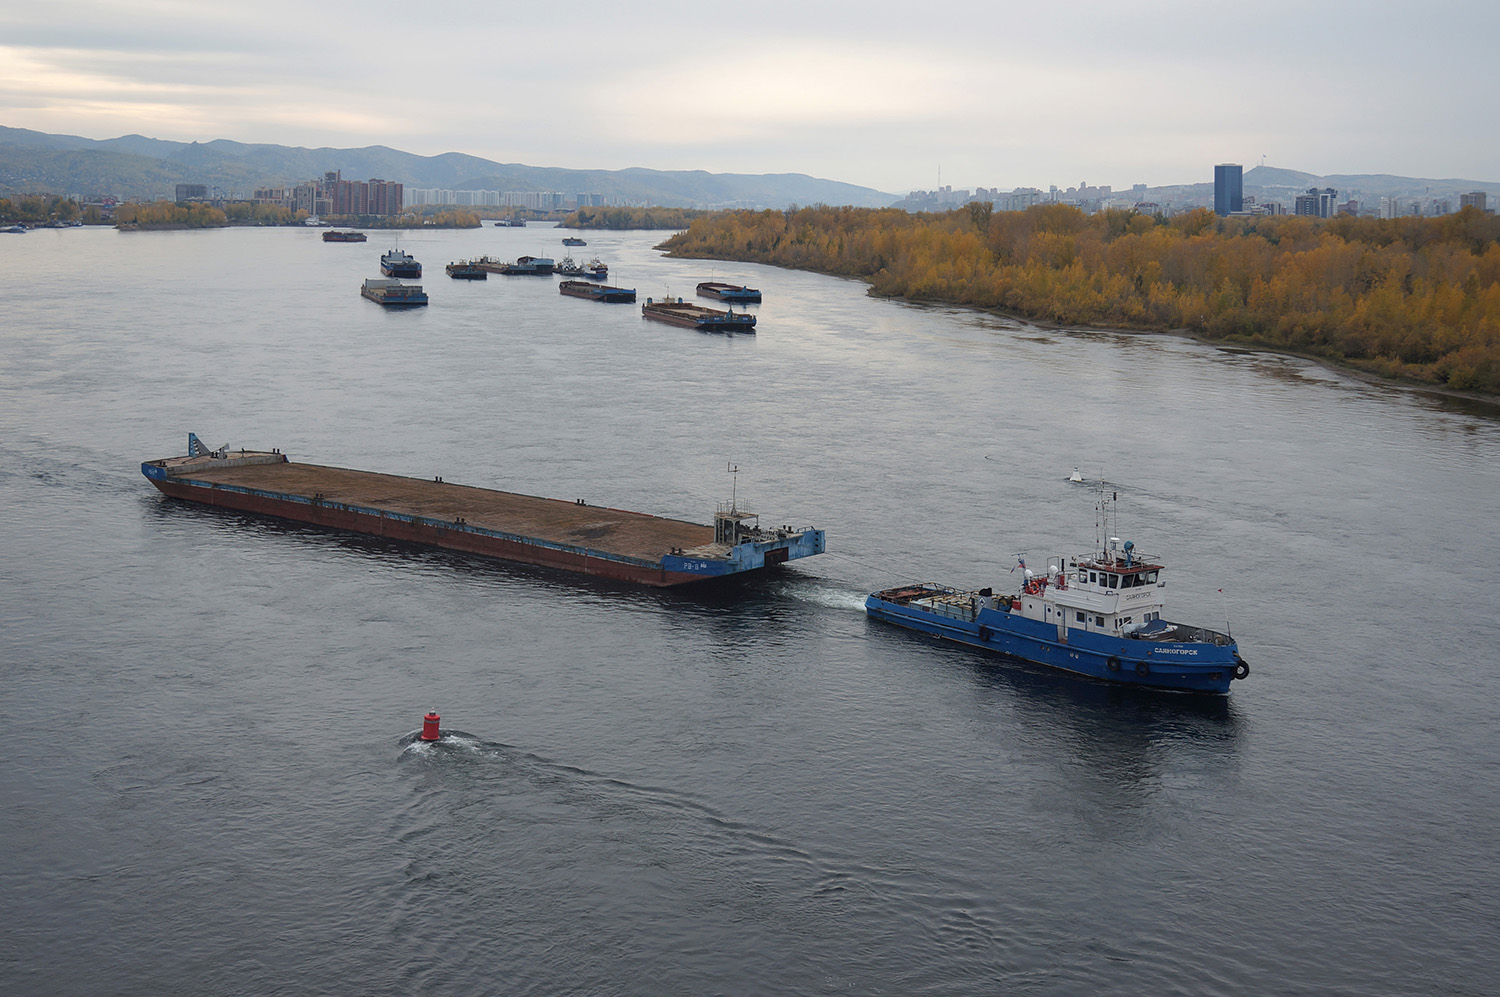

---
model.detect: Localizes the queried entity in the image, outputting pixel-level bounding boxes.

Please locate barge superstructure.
[143,435,824,588]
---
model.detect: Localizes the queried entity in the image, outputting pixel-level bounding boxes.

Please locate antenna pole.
[727,462,738,513]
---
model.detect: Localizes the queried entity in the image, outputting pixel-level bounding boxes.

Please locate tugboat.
[583,258,608,280]
[380,248,422,278]
[553,256,587,277]
[865,487,1248,694]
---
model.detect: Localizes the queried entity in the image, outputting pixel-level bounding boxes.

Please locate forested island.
[562,206,706,230]
[660,204,1500,395]
[109,201,484,230]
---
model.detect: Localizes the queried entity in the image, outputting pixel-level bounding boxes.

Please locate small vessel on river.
[380,248,422,278]
[560,280,636,303]
[322,230,367,242]
[642,298,756,333]
[361,278,429,306]
[866,488,1248,693]
[446,260,487,279]
[697,281,761,304]
[479,255,555,276]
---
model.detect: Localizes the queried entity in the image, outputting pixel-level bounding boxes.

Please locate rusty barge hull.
[142,440,824,587]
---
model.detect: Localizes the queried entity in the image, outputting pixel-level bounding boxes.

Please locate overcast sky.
[2,0,1495,194]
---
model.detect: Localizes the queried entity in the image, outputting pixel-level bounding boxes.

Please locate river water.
[2,225,1497,995]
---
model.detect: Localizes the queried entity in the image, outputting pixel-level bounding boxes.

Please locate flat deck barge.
[142,435,824,587]
[642,298,756,333]
[560,280,636,303]
[697,281,761,304]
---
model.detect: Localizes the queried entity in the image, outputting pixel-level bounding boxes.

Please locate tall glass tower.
[1215,164,1243,216]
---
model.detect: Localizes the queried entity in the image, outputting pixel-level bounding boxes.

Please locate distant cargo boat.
[560,280,637,303]
[380,249,422,278]
[494,219,527,227]
[583,258,608,280]
[142,434,826,588]
[490,255,555,276]
[697,281,761,304]
[322,230,367,242]
[446,260,487,280]
[642,298,756,333]
[361,278,429,307]
[562,236,587,246]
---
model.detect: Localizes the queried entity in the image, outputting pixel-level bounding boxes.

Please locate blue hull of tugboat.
[865,593,1240,694]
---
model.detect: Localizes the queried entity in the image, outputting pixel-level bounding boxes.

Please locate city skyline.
[4,1,1496,195]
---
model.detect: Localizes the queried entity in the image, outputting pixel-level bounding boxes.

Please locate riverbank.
[659,204,1500,398]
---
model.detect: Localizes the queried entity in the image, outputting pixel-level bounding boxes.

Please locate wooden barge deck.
[142,439,823,586]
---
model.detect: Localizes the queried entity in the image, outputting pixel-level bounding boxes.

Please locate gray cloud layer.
[3,0,1495,191]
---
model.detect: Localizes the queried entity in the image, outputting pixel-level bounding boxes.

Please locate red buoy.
[421,711,441,741]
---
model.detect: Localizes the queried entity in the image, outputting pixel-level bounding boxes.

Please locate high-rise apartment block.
[1294,188,1339,218]
[330,178,403,216]
[1460,191,1488,212]
[1214,164,1243,216]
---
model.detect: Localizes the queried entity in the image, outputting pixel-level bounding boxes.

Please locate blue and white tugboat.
[866,499,1248,693]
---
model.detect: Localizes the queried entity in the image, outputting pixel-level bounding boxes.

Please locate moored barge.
[361,278,429,306]
[642,298,756,333]
[380,248,422,278]
[478,255,555,276]
[142,435,825,587]
[697,281,761,304]
[446,260,487,279]
[560,280,636,303]
[323,230,367,242]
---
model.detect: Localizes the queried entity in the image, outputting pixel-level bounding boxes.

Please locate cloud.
[2,0,1498,192]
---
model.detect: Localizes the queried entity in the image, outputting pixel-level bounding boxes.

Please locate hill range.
[3,126,1495,210]
[0,126,900,209]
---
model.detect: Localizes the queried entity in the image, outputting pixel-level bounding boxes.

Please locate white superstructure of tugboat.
[866,485,1249,693]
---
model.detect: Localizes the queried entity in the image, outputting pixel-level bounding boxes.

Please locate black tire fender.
[1106,656,1121,673]
[1134,660,1150,676]
[1233,657,1250,680]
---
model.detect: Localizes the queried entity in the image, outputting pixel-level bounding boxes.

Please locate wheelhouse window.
[1096,615,1106,626]
[1106,574,1118,588]
[1076,611,1086,622]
